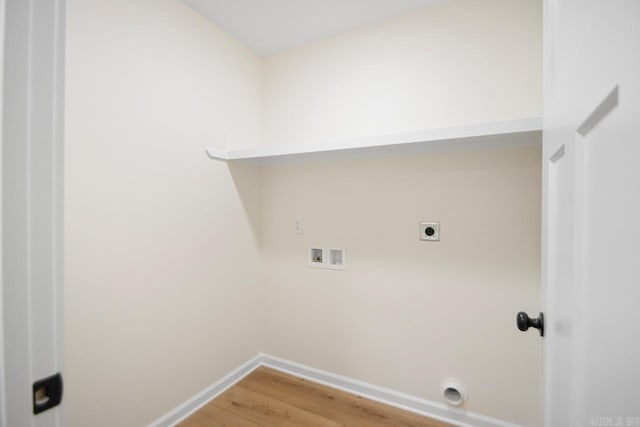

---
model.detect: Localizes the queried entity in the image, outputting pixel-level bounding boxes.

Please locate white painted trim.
[206,117,542,165]
[260,354,522,427]
[147,354,262,427]
[2,1,66,425]
[0,0,6,424]
[52,3,67,425]
[151,353,521,427]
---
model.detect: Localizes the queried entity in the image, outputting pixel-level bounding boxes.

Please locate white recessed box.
[327,248,347,270]
[308,247,326,268]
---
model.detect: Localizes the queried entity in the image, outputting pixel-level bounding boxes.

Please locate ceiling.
[183,0,444,55]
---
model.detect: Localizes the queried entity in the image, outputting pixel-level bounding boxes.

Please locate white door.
[543,1,640,426]
[1,0,66,426]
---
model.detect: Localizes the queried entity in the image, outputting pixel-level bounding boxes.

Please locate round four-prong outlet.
[420,222,440,241]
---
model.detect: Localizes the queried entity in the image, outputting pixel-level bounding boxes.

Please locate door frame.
[0,0,7,424]
[1,0,66,426]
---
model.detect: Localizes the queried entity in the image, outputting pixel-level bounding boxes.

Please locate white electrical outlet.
[294,218,304,234]
[420,222,440,241]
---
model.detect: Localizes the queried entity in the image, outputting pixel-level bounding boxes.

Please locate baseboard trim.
[260,354,521,427]
[149,353,521,427]
[148,354,262,427]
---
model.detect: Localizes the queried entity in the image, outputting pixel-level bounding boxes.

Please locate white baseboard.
[149,353,522,427]
[260,354,521,427]
[148,354,262,427]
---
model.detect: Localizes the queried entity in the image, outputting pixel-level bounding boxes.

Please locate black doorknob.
[517,312,544,337]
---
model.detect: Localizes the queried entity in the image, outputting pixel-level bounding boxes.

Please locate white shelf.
[206,117,542,165]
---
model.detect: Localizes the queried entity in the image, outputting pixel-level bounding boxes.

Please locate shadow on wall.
[227,162,262,247]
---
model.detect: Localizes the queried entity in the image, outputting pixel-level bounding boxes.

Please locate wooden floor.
[178,366,453,427]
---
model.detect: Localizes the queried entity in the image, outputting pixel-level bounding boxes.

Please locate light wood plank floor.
[178,366,453,427]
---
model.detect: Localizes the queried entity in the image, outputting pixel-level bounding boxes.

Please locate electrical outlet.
[420,222,440,241]
[294,218,304,234]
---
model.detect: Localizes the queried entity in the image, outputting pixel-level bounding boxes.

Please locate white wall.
[260,146,542,426]
[263,0,542,148]
[64,1,263,425]
[258,4,542,423]
[65,0,542,425]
